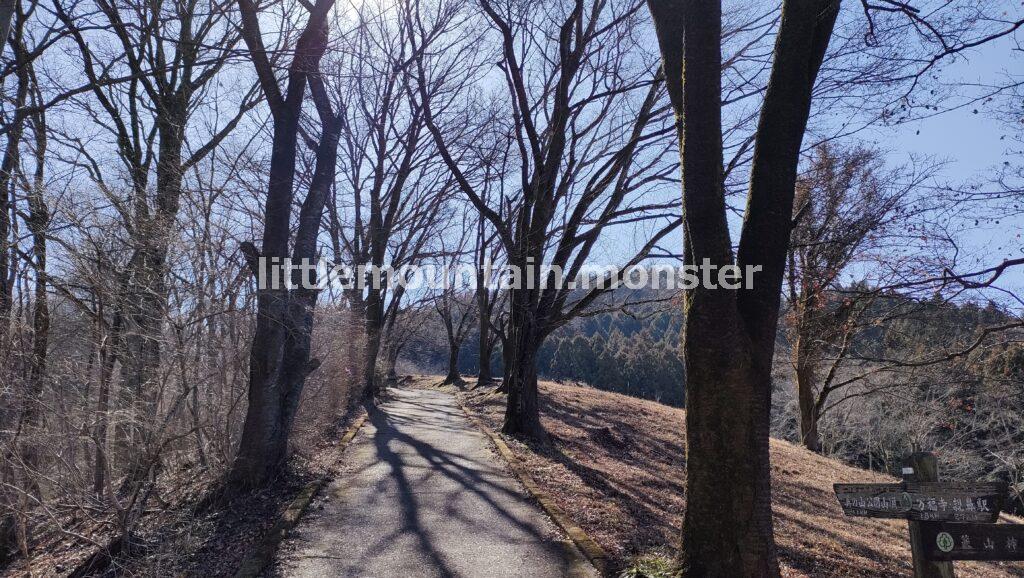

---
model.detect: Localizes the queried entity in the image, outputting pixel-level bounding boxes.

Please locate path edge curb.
[455,397,610,577]
[232,411,369,578]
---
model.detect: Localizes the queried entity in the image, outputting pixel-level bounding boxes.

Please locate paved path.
[272,387,596,578]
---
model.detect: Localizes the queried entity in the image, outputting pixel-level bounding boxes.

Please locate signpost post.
[904,453,955,578]
[834,451,1020,578]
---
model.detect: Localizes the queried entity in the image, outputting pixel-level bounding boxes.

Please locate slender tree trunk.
[443,342,464,385]
[496,328,511,393]
[379,308,402,389]
[191,253,210,468]
[362,296,383,399]
[383,342,400,387]
[791,257,826,452]
[0,52,27,338]
[475,227,493,385]
[793,321,821,452]
[345,292,368,393]
[476,285,492,386]
[17,102,49,498]
[184,331,208,468]
[94,319,119,497]
[798,382,821,452]
[477,331,493,385]
[2,46,42,559]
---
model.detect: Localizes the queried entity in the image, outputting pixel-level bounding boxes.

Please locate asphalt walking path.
[272,386,596,578]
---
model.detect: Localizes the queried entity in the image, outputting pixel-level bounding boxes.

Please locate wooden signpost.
[920,522,1024,561]
[834,452,1023,578]
[834,481,1005,522]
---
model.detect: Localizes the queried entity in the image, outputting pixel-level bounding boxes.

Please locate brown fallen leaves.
[450,377,1024,578]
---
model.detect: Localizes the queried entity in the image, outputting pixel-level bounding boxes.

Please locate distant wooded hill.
[404,287,1020,412]
[403,288,686,405]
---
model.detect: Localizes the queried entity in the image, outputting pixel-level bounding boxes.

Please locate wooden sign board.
[833,481,1006,523]
[921,522,1024,561]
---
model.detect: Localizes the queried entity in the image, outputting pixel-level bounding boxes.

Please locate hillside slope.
[448,377,1024,577]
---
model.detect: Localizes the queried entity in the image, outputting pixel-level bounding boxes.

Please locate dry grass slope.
[442,377,1024,577]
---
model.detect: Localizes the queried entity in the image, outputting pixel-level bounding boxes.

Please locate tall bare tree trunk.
[793,312,822,452]
[0,32,30,561]
[94,328,118,496]
[0,0,13,51]
[362,293,383,399]
[227,0,339,489]
[648,0,840,575]
[501,286,544,439]
[14,99,49,554]
[443,340,463,386]
[475,220,494,386]
[476,270,493,387]
[117,97,188,477]
[0,43,27,337]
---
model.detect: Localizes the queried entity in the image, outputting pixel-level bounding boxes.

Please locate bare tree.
[648,0,840,574]
[323,0,461,399]
[11,52,48,556]
[0,1,58,557]
[464,100,512,388]
[647,0,1024,573]
[785,143,947,451]
[474,214,503,386]
[227,0,342,490]
[431,213,477,385]
[415,0,679,439]
[49,0,256,484]
[0,0,29,339]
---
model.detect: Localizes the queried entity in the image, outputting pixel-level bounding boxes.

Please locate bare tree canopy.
[1,0,1024,574]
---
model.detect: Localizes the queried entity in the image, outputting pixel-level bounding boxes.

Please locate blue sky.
[877,31,1024,302]
[624,24,1024,307]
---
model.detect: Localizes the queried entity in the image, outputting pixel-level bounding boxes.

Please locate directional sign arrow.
[833,481,1006,523]
[921,522,1024,561]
